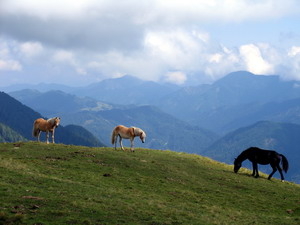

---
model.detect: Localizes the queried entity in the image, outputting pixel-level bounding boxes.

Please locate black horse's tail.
[280,154,289,173]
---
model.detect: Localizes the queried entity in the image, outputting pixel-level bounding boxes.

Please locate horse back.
[246,147,280,164]
[34,118,44,127]
[114,125,134,138]
[34,118,52,132]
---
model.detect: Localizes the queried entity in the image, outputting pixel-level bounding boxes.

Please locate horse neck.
[133,127,142,136]
[236,151,248,163]
[47,118,57,128]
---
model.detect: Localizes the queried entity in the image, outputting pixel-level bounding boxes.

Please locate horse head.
[54,117,61,127]
[140,131,146,143]
[233,158,241,173]
[132,127,146,143]
[48,117,61,128]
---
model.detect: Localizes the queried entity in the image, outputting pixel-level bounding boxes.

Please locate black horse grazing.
[234,147,289,181]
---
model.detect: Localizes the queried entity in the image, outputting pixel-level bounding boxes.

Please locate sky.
[1,0,300,87]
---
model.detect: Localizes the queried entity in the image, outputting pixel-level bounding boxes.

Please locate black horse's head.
[233,158,241,173]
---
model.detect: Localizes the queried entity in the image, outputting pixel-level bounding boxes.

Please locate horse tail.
[280,154,289,173]
[32,121,39,137]
[111,128,117,145]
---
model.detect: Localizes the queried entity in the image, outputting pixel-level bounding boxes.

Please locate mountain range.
[6,71,300,134]
[156,71,300,133]
[2,71,300,183]
[2,75,180,105]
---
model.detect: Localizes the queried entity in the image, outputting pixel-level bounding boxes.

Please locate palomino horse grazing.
[32,117,61,144]
[111,125,146,152]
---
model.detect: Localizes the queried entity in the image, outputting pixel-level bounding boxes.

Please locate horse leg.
[251,163,255,176]
[268,163,282,180]
[119,136,125,151]
[252,162,259,178]
[114,135,118,150]
[277,166,284,181]
[37,130,41,142]
[51,130,55,144]
[46,131,49,144]
[276,158,285,181]
[130,138,135,152]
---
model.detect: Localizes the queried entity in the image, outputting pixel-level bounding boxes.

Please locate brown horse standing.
[111,125,146,152]
[32,117,61,144]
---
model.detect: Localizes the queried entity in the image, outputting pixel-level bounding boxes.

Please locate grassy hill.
[0,142,299,225]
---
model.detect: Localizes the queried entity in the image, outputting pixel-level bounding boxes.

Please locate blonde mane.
[47,117,56,125]
[132,127,145,137]
[47,117,60,127]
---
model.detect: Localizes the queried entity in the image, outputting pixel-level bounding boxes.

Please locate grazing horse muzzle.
[233,159,241,173]
[234,167,240,173]
[140,133,146,143]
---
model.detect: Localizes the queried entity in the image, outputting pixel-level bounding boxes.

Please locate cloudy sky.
[1,0,300,87]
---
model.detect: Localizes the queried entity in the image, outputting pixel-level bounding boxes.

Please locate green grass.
[0,142,299,225]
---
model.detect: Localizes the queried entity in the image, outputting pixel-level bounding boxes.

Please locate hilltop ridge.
[1,142,299,224]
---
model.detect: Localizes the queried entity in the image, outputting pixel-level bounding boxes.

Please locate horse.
[111,125,146,152]
[233,147,289,181]
[32,117,61,144]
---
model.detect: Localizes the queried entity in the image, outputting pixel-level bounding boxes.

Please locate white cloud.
[0,40,22,71]
[0,60,22,71]
[146,0,300,25]
[2,1,299,52]
[53,50,75,64]
[209,53,223,63]
[19,42,43,58]
[144,29,207,70]
[51,50,88,76]
[164,71,187,85]
[1,0,300,85]
[239,44,274,74]
[76,67,87,76]
[288,46,300,57]
[4,0,297,23]
[1,0,96,19]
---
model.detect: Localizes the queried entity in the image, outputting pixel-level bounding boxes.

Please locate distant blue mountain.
[3,75,180,106]
[9,89,115,116]
[156,71,300,134]
[1,83,76,93]
[72,75,180,105]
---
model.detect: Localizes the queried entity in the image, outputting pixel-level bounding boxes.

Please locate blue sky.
[1,0,300,86]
